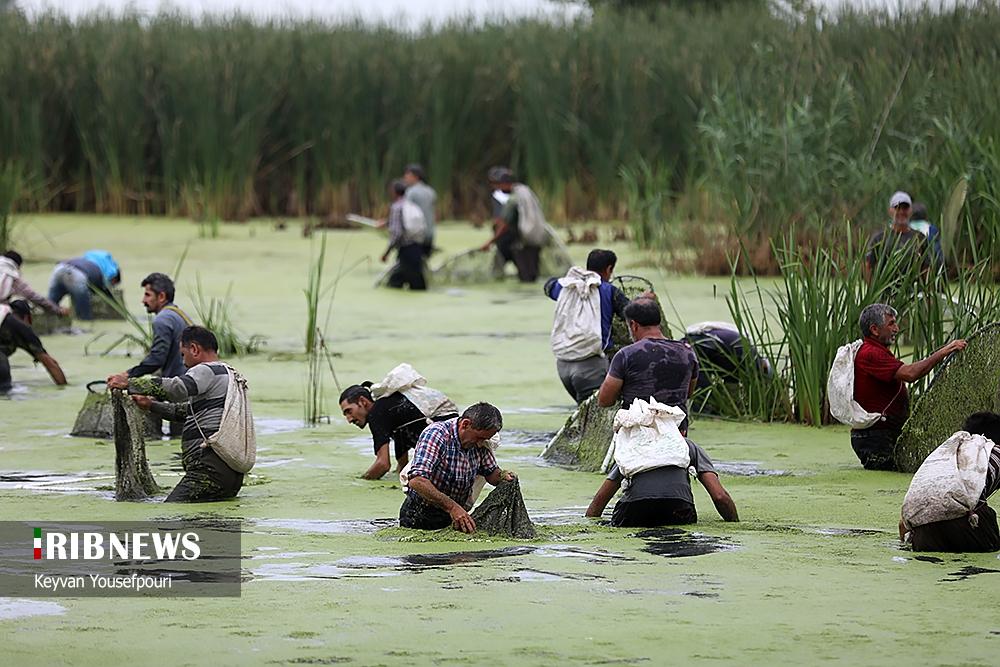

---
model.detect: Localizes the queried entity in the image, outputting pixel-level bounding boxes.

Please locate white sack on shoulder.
[827,339,883,429]
[608,398,689,478]
[902,431,995,529]
[550,266,603,362]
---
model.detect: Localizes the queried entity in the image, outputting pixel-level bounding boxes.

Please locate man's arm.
[127,318,172,378]
[36,352,67,386]
[697,472,739,521]
[585,478,621,518]
[12,277,66,315]
[597,374,623,408]
[895,339,966,383]
[543,277,561,301]
[362,443,392,480]
[611,285,629,320]
[408,477,475,533]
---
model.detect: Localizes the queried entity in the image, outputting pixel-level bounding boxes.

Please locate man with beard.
[107,272,192,435]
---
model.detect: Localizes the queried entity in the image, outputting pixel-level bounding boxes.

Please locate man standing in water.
[543,249,629,403]
[403,164,436,257]
[107,272,192,436]
[0,300,67,391]
[597,297,699,433]
[864,190,931,283]
[382,180,428,291]
[852,303,966,470]
[110,326,248,502]
[401,402,514,533]
[480,168,545,283]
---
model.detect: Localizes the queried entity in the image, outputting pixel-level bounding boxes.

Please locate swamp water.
[3,217,1000,666]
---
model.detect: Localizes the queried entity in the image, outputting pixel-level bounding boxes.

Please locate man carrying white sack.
[585,398,738,527]
[900,412,1000,553]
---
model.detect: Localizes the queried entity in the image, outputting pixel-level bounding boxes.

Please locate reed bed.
[0,4,998,268]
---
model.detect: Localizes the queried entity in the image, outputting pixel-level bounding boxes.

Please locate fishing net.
[431,226,573,285]
[470,477,536,538]
[90,287,126,320]
[111,389,161,501]
[541,393,616,471]
[29,308,72,336]
[71,381,162,439]
[608,275,671,352]
[895,323,1000,472]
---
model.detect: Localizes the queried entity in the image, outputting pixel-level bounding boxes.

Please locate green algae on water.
[895,323,1000,472]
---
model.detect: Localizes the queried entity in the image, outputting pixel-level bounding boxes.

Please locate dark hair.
[180,325,218,352]
[963,412,1000,444]
[141,272,175,303]
[911,202,929,221]
[2,250,23,267]
[391,179,407,197]
[461,402,503,431]
[404,163,425,181]
[624,297,661,327]
[586,249,617,274]
[9,299,31,319]
[487,166,514,184]
[859,303,897,338]
[339,382,373,405]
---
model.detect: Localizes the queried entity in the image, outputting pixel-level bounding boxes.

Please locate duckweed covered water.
[3,216,999,666]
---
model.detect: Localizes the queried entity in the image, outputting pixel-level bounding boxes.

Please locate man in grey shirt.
[108,272,192,435]
[403,163,436,256]
[110,326,244,502]
[585,438,739,527]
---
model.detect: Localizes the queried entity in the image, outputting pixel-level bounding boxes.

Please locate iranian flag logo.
[33,527,42,559]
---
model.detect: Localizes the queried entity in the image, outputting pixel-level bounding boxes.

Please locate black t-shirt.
[0,313,46,359]
[368,393,456,459]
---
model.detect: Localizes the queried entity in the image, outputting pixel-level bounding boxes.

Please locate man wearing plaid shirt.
[401,402,515,533]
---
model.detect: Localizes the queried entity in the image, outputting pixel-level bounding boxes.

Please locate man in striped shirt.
[904,412,1000,552]
[401,402,515,533]
[109,326,244,503]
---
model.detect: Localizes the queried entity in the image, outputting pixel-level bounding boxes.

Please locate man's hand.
[107,372,129,390]
[479,241,492,253]
[502,470,516,482]
[942,339,967,355]
[130,395,153,411]
[380,252,390,263]
[58,307,71,317]
[449,506,476,534]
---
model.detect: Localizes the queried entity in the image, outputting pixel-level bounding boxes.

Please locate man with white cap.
[863,190,930,283]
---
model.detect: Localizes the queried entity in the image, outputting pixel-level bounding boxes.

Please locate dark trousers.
[166,447,244,503]
[0,352,10,391]
[512,244,541,283]
[611,498,698,528]
[911,504,1000,553]
[850,428,900,471]
[399,493,451,530]
[388,244,427,291]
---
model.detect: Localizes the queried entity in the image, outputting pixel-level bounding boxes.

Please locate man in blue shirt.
[47,249,121,320]
[544,249,629,403]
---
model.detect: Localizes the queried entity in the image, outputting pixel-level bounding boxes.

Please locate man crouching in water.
[109,326,245,502]
[401,402,514,533]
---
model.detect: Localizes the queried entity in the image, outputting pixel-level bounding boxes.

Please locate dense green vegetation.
[1,3,998,270]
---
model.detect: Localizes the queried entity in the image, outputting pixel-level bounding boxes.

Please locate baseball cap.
[889,191,912,208]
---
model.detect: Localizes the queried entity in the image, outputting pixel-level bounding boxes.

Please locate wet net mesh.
[71,382,161,439]
[29,309,72,336]
[431,227,573,285]
[541,393,616,471]
[895,322,1000,472]
[470,478,536,538]
[111,389,161,501]
[90,287,127,320]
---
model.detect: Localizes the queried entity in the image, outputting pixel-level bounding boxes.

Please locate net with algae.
[895,322,1000,472]
[111,389,161,501]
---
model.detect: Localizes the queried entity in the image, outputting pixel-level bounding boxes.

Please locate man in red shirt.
[852,303,967,470]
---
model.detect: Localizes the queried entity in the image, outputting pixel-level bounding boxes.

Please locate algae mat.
[3,216,1000,667]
